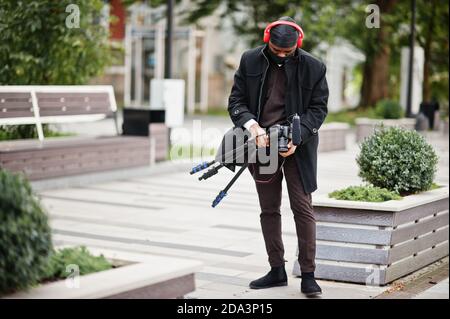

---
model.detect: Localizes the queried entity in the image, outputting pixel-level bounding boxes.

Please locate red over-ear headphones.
[263,20,304,48]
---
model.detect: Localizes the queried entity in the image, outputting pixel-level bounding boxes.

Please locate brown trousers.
[248,155,316,273]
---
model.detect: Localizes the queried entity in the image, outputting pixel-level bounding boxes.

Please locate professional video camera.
[271,115,302,152]
[190,113,302,207]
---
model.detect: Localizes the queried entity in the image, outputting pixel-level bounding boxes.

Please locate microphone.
[291,113,302,146]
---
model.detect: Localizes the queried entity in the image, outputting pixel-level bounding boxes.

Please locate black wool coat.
[228,45,329,194]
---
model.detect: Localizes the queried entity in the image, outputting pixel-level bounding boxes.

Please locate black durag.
[268,23,298,65]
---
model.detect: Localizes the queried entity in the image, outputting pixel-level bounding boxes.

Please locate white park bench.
[0,85,165,180]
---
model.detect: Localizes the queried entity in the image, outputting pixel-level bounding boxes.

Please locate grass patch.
[43,131,75,138]
[0,125,75,141]
[329,185,402,202]
[39,246,112,283]
[430,183,442,190]
[324,107,379,126]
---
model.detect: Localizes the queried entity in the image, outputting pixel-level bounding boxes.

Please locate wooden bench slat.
[36,92,110,99]
[0,93,34,119]
[0,101,33,108]
[0,92,32,99]
[38,101,111,110]
[39,109,112,116]
[35,92,112,117]
[0,111,35,118]
[0,105,34,111]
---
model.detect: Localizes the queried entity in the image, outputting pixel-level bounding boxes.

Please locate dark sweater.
[259,60,288,128]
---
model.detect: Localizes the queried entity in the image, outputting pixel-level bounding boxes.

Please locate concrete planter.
[5,254,202,299]
[318,122,350,152]
[149,123,169,163]
[355,117,416,143]
[293,186,449,285]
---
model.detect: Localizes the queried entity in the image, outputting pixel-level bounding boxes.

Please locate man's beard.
[267,49,294,66]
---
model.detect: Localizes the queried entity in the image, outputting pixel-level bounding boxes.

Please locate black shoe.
[300,272,322,297]
[249,266,288,289]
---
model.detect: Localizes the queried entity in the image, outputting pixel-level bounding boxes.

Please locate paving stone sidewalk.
[38,116,448,299]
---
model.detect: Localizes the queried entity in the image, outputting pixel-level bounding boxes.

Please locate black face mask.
[267,49,293,66]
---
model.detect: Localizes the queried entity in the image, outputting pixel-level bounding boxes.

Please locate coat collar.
[258,44,302,65]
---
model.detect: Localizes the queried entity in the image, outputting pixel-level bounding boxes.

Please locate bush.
[0,0,111,85]
[40,246,112,282]
[374,100,404,119]
[329,185,402,202]
[357,126,438,195]
[1,0,110,141]
[0,169,53,295]
[0,124,72,141]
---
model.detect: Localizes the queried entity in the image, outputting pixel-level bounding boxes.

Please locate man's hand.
[249,123,269,148]
[279,141,297,157]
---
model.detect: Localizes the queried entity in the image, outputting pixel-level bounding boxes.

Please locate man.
[227,16,329,296]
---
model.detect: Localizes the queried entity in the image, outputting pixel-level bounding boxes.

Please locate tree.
[336,1,399,108]
[0,0,112,85]
[183,0,340,53]
[322,0,448,108]
[360,0,397,108]
[184,0,448,110]
[183,0,401,108]
[415,0,449,102]
[0,0,113,139]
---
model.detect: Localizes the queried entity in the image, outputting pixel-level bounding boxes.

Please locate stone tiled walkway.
[37,118,448,299]
[41,169,385,298]
[413,278,449,299]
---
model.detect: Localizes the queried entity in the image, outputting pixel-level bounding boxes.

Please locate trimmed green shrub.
[1,0,111,141]
[329,185,402,202]
[374,100,404,119]
[40,246,112,282]
[0,169,53,295]
[357,126,438,195]
[0,124,72,141]
[0,0,111,85]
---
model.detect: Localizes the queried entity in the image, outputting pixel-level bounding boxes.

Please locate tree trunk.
[359,59,373,108]
[422,0,437,102]
[359,0,397,108]
[360,37,390,107]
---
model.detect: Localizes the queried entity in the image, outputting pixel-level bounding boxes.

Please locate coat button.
[312,128,318,133]
[234,109,240,115]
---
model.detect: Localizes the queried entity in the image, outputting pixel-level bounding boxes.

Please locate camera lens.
[278,136,289,152]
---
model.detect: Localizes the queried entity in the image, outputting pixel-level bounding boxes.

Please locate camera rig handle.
[190,160,216,174]
[198,163,224,181]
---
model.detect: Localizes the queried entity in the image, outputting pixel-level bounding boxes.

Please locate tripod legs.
[212,163,249,207]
